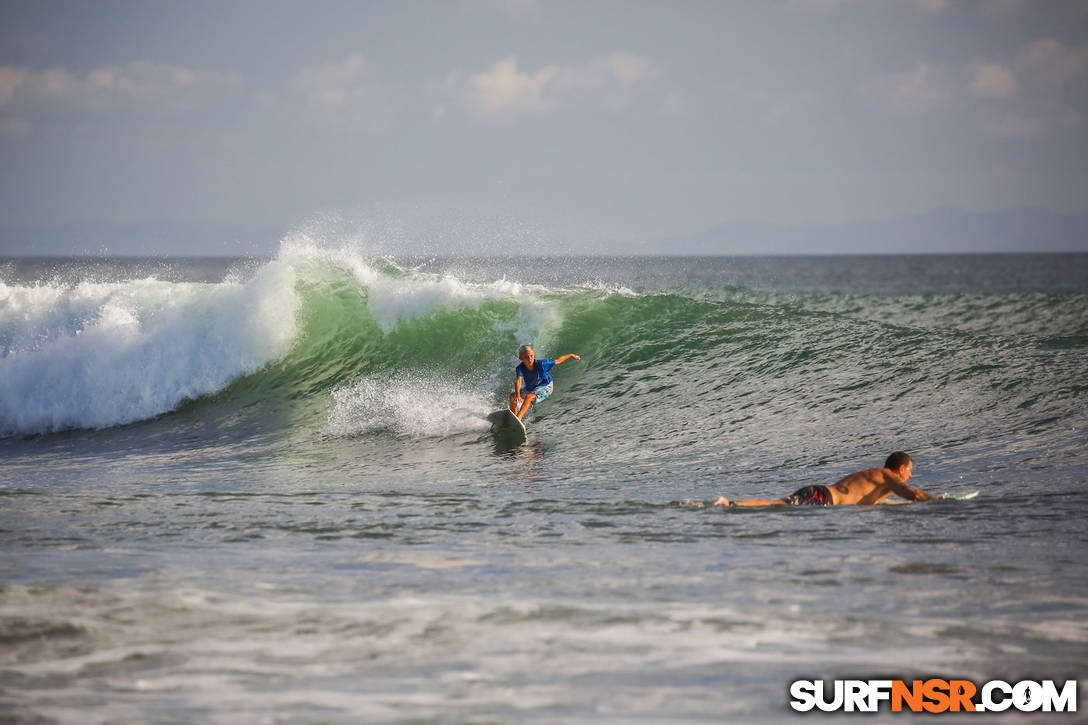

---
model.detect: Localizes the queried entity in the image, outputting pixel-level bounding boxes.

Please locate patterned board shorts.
[524,382,553,403]
[783,484,833,506]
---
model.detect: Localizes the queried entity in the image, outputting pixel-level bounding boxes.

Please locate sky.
[1,0,1087,255]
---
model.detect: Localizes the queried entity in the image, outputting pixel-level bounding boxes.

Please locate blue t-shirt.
[516,359,555,391]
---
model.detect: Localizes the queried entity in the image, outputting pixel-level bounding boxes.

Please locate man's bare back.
[713,452,937,507]
[827,461,935,504]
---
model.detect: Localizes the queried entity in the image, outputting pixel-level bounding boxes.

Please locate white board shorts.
[524,382,553,402]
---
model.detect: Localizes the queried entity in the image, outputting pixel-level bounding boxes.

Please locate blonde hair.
[517,344,533,358]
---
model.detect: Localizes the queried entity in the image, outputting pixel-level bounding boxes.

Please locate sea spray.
[277,237,559,336]
[323,374,494,440]
[0,260,300,435]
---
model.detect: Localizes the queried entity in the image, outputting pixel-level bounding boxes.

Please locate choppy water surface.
[2,249,1087,723]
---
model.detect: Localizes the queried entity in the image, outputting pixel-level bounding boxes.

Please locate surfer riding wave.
[508,344,580,421]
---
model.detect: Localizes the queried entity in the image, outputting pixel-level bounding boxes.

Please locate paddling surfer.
[713,452,938,507]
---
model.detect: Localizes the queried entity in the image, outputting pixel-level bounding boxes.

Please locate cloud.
[863,63,953,116]
[433,52,663,120]
[0,61,238,112]
[972,39,1088,138]
[969,62,1017,98]
[449,57,552,117]
[1019,38,1088,90]
[0,61,238,140]
[866,40,1087,138]
[292,54,397,132]
[0,67,31,106]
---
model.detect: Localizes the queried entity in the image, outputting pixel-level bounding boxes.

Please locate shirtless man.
[713,452,938,507]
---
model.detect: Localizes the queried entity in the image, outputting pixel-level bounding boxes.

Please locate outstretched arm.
[555,354,581,364]
[887,476,938,502]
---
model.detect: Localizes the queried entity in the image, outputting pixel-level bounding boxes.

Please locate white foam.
[0,260,299,435]
[323,374,493,440]
[277,235,558,335]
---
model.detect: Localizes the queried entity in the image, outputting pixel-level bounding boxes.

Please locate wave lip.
[0,260,299,436]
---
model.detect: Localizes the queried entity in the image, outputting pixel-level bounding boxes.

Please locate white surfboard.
[943,490,980,501]
[882,490,981,504]
[486,409,527,443]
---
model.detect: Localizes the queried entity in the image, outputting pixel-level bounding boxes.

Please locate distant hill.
[648,208,1088,255]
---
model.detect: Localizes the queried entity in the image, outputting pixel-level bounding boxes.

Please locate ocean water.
[2,245,1086,723]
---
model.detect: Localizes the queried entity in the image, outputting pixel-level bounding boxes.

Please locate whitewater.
[2,245,1086,723]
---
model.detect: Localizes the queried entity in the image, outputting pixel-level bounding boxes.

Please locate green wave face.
[259,250,1076,396]
[206,251,1080,470]
[252,263,760,407]
[8,246,1082,452]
